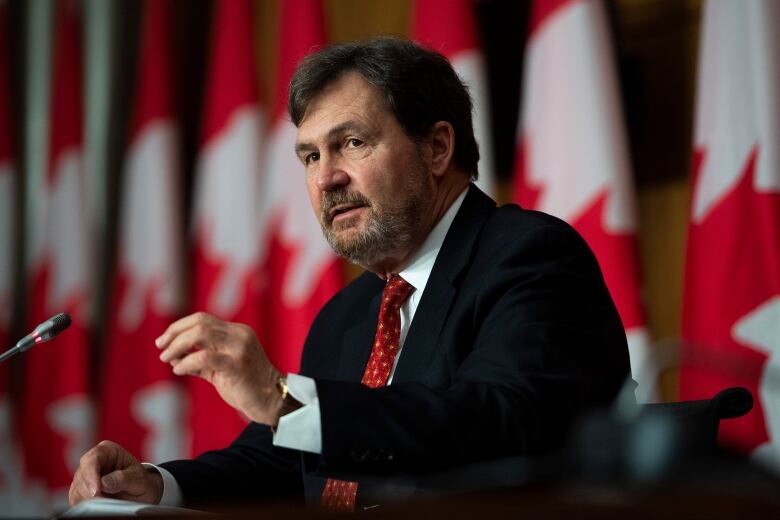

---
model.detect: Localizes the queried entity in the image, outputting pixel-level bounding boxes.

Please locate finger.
[170,348,219,378]
[77,447,108,497]
[93,440,135,473]
[70,454,106,505]
[155,312,216,349]
[158,323,216,363]
[68,478,78,505]
[69,468,95,505]
[76,475,97,503]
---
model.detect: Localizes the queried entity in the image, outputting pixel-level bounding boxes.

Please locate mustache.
[321,189,371,225]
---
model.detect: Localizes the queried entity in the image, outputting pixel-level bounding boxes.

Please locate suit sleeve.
[158,423,303,507]
[305,221,630,478]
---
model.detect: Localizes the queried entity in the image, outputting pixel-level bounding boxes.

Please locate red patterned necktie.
[321,275,414,512]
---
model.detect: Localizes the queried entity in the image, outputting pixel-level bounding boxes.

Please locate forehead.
[296,72,392,142]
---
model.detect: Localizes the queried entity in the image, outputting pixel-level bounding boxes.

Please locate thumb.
[100,464,160,503]
[100,468,138,495]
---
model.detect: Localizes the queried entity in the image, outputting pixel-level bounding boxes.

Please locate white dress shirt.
[156,188,468,505]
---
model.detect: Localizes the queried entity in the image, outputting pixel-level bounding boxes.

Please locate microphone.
[0,312,72,364]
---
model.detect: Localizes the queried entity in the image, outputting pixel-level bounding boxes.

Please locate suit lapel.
[393,185,496,383]
[392,272,456,383]
[337,284,382,381]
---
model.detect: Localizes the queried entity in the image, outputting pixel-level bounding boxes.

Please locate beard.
[319,157,432,268]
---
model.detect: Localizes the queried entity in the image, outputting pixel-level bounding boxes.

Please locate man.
[69,37,631,510]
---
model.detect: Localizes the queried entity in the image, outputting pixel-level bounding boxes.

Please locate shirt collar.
[398,186,469,295]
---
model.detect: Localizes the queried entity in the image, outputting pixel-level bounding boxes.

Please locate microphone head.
[10,312,73,357]
[50,312,72,335]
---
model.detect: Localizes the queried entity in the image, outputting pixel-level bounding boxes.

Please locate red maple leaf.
[682,145,780,452]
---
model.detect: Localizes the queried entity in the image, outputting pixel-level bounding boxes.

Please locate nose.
[315,153,349,192]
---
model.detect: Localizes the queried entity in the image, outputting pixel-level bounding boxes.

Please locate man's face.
[295,73,432,269]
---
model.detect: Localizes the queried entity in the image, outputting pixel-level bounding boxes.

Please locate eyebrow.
[295,121,368,155]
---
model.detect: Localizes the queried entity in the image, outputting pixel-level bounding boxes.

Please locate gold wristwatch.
[276,374,289,401]
[272,374,303,432]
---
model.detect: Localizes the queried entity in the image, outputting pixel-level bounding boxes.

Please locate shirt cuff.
[141,463,183,507]
[272,373,322,454]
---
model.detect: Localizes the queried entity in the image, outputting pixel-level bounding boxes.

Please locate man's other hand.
[68,440,162,506]
[156,312,284,425]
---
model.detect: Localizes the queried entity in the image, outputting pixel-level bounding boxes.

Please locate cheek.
[360,155,395,194]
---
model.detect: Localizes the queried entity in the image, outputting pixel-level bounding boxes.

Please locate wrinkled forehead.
[295,72,392,142]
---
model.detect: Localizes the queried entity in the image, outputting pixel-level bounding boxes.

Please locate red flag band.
[681,0,780,468]
[189,0,266,455]
[259,0,343,375]
[20,0,93,507]
[514,0,652,400]
[100,0,187,463]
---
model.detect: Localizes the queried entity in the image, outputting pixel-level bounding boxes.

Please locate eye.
[304,152,320,165]
[346,138,364,148]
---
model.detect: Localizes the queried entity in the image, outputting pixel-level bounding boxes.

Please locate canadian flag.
[514,0,652,400]
[100,0,186,462]
[681,0,780,470]
[189,0,265,455]
[19,0,93,507]
[411,0,495,196]
[259,0,342,373]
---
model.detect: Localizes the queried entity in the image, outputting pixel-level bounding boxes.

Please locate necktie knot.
[383,274,414,308]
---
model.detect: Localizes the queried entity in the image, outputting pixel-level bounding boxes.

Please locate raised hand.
[156,312,284,425]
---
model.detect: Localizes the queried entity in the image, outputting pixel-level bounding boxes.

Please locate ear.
[428,121,456,178]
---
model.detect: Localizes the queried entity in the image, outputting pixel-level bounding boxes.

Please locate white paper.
[59,497,209,517]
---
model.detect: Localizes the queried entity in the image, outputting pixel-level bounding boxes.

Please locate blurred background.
[0,0,778,515]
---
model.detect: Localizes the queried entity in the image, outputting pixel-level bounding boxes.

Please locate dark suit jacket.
[161,185,631,507]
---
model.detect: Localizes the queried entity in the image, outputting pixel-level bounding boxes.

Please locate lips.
[329,203,365,222]
[322,190,371,226]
